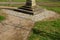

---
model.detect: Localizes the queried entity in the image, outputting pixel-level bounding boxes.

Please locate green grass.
[0,0,7,2]
[0,0,50,2]
[29,18,60,40]
[0,0,60,2]
[0,4,22,7]
[0,0,26,2]
[0,0,43,2]
[12,0,26,2]
[37,0,51,2]
[0,16,5,22]
[41,6,60,14]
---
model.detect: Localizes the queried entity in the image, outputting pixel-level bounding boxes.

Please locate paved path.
[0,2,25,4]
[0,13,34,40]
[1,8,57,22]
[0,6,58,40]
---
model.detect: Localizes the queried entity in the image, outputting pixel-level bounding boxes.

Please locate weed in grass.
[0,15,5,22]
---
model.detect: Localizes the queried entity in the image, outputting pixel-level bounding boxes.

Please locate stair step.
[13,9,33,15]
[7,8,34,15]
[19,8,32,11]
[18,6,32,11]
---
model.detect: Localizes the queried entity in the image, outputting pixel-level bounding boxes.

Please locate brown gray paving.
[0,0,58,40]
[0,14,34,40]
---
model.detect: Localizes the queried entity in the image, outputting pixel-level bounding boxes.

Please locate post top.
[26,0,36,7]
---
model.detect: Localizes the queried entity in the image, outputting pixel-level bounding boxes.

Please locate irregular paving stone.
[0,14,34,40]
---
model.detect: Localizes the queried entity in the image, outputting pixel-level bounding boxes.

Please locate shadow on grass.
[32,28,60,40]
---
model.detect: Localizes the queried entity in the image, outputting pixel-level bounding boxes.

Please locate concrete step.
[18,6,32,11]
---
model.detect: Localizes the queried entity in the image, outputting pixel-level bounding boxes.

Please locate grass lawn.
[37,0,52,2]
[41,6,60,14]
[12,0,26,2]
[0,0,7,2]
[0,0,26,2]
[29,18,60,40]
[0,0,59,2]
[0,0,45,2]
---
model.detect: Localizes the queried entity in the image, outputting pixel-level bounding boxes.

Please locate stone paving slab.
[2,9,57,22]
[0,14,34,40]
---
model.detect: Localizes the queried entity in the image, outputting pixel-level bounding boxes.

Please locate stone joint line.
[1,22,31,31]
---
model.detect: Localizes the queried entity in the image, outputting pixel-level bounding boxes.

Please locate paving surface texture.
[0,14,34,40]
[1,7,58,40]
[2,9,57,22]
